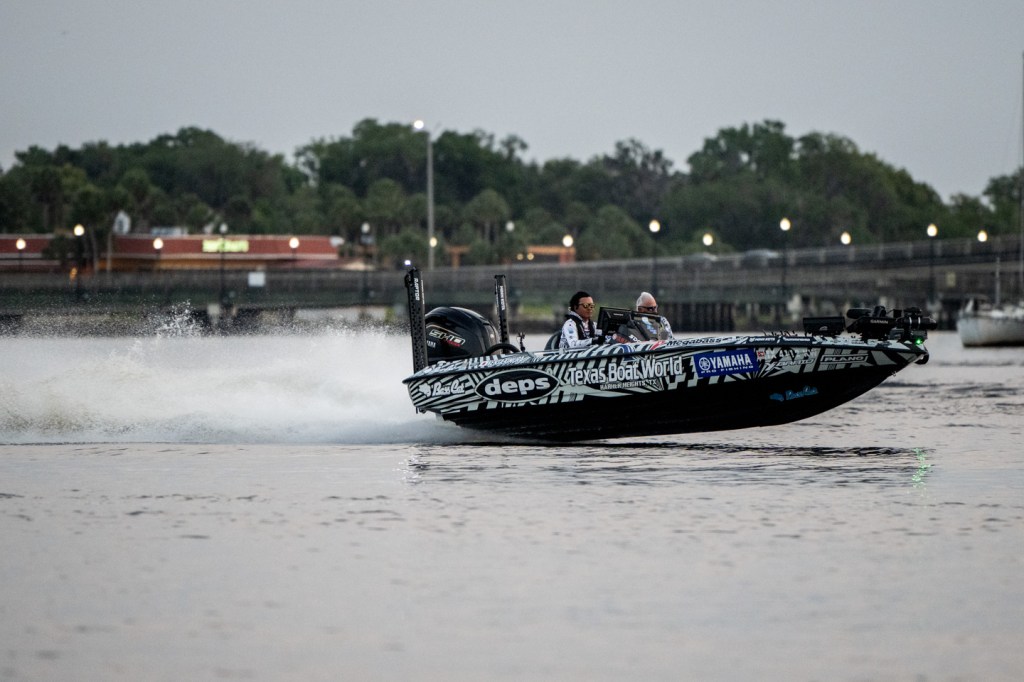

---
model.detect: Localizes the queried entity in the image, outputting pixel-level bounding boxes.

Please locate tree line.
[1,119,1020,268]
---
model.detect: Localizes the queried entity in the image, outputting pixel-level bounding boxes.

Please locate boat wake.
[0,330,478,445]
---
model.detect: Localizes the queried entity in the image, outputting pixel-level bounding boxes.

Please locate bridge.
[1,234,1019,333]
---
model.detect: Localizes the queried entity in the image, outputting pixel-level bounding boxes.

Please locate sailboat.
[957,52,1024,347]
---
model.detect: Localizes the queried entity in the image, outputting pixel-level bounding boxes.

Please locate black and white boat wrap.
[401,268,934,441]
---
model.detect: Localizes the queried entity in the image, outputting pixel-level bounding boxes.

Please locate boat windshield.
[597,307,672,342]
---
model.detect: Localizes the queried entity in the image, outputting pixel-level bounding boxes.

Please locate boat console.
[598,307,672,342]
[844,306,937,344]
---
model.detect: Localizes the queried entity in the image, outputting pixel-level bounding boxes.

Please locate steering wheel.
[484,342,521,356]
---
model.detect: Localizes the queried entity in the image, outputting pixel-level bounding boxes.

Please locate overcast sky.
[2,1,1022,201]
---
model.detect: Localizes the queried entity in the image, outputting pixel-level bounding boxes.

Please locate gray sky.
[2,0,1022,201]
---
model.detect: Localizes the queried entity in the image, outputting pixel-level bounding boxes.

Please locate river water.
[1,329,1022,681]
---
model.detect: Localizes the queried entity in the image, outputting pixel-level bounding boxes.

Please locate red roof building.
[1,233,350,272]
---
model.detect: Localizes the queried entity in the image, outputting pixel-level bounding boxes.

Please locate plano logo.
[475,369,556,402]
[694,348,758,377]
[821,353,868,364]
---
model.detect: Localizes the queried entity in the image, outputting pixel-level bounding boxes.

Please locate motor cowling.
[424,306,498,365]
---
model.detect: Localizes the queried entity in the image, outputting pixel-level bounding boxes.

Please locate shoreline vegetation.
[2,119,1021,271]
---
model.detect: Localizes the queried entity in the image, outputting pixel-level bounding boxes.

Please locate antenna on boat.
[494,274,510,346]
[405,267,428,372]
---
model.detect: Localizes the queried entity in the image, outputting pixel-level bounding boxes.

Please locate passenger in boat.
[559,291,605,348]
[635,291,674,340]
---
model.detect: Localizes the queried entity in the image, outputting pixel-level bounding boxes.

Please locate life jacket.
[561,311,598,348]
[562,310,597,344]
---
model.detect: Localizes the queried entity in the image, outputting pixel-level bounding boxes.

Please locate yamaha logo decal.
[695,348,759,377]
[475,369,557,402]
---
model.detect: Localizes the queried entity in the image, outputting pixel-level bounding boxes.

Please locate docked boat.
[957,51,1024,347]
[401,268,935,441]
[957,294,1024,347]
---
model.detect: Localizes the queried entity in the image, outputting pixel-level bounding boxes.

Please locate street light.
[840,231,852,263]
[16,238,26,270]
[779,217,792,325]
[649,219,661,296]
[218,223,229,308]
[73,223,86,271]
[702,232,714,248]
[977,229,988,243]
[413,119,435,271]
[152,237,163,270]
[360,222,373,301]
[289,237,300,267]
[927,223,938,306]
[500,221,516,264]
[73,224,85,262]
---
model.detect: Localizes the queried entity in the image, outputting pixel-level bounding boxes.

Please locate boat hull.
[403,335,926,441]
[957,309,1024,347]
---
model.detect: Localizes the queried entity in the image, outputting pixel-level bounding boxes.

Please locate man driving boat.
[559,291,605,348]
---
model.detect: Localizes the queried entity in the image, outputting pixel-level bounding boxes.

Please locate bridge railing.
[1,233,1020,316]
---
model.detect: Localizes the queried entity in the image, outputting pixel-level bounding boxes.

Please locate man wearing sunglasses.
[635,291,674,340]
[559,290,605,349]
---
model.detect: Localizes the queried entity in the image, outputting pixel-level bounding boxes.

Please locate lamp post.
[152,237,163,270]
[560,234,573,264]
[16,238,26,271]
[779,217,792,324]
[840,231,852,264]
[702,232,714,248]
[649,219,661,296]
[413,120,435,271]
[360,222,373,302]
[503,221,515,264]
[72,223,99,273]
[976,229,997,303]
[218,222,228,308]
[73,223,86,271]
[289,237,300,267]
[927,222,938,306]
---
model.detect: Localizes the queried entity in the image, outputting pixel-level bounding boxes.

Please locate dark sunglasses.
[577,303,595,309]
[638,305,658,313]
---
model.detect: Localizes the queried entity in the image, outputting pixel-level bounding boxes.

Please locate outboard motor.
[424,306,499,365]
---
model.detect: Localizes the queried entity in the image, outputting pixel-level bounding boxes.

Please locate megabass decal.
[475,369,557,402]
[694,348,758,377]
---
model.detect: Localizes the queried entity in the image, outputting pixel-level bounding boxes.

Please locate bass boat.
[402,268,935,441]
